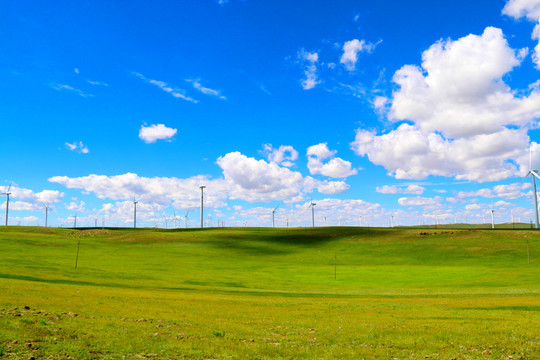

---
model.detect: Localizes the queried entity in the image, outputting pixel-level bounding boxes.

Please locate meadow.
[0,226,538,359]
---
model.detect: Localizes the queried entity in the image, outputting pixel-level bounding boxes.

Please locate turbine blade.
[520,172,531,184]
[531,170,540,180]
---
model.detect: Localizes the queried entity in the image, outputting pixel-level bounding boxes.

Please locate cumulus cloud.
[65,141,89,154]
[307,143,357,178]
[456,182,530,199]
[503,0,540,68]
[262,144,298,167]
[297,49,320,90]
[376,184,425,195]
[50,173,227,209]
[217,151,305,202]
[139,124,178,143]
[98,201,164,225]
[133,72,198,103]
[0,185,64,211]
[50,151,349,208]
[351,27,540,182]
[398,196,443,207]
[340,39,378,71]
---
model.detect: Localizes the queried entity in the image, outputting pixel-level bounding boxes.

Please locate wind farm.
[3,0,540,358]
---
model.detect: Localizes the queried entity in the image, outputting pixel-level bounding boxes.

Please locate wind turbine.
[73,212,78,228]
[490,206,495,229]
[272,205,279,228]
[522,146,540,229]
[200,185,206,229]
[308,199,316,227]
[1,183,12,226]
[133,199,138,228]
[163,215,170,229]
[43,203,49,228]
[184,209,190,228]
[511,209,514,228]
[172,210,179,228]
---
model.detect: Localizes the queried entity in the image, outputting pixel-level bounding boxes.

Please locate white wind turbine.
[272,205,279,228]
[184,209,190,228]
[308,199,316,227]
[43,203,49,228]
[1,183,12,226]
[133,199,138,228]
[200,185,206,229]
[490,206,495,230]
[522,146,540,229]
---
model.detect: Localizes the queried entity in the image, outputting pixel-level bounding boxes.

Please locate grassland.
[0,226,538,359]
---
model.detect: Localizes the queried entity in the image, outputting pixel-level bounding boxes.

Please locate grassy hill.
[0,226,538,359]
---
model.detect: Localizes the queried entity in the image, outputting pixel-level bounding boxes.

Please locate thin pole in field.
[75,241,80,269]
[334,254,336,280]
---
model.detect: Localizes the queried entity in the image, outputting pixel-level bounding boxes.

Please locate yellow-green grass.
[0,226,538,359]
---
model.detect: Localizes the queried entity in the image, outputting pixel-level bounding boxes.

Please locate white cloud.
[52,84,93,98]
[398,196,442,207]
[65,141,89,154]
[86,79,109,87]
[0,185,64,211]
[456,182,530,199]
[466,204,482,210]
[50,173,228,209]
[297,49,320,90]
[503,0,540,68]
[493,200,514,207]
[139,124,178,143]
[262,144,298,167]
[307,143,357,178]
[66,200,86,213]
[50,151,349,208]
[186,79,226,100]
[98,201,164,224]
[376,184,425,195]
[372,96,389,114]
[340,39,378,71]
[133,72,198,103]
[314,179,350,194]
[351,27,540,182]
[217,151,306,202]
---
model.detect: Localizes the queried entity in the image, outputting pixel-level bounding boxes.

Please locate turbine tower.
[523,146,540,229]
[73,212,78,228]
[200,185,206,229]
[1,183,12,226]
[272,205,279,228]
[43,203,49,228]
[308,200,316,227]
[133,199,138,228]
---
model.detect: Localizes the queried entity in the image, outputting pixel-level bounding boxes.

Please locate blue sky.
[2,0,540,228]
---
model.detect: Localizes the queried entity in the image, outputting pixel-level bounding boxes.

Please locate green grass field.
[0,226,538,359]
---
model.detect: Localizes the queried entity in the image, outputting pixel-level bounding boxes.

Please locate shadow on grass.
[202,227,397,255]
